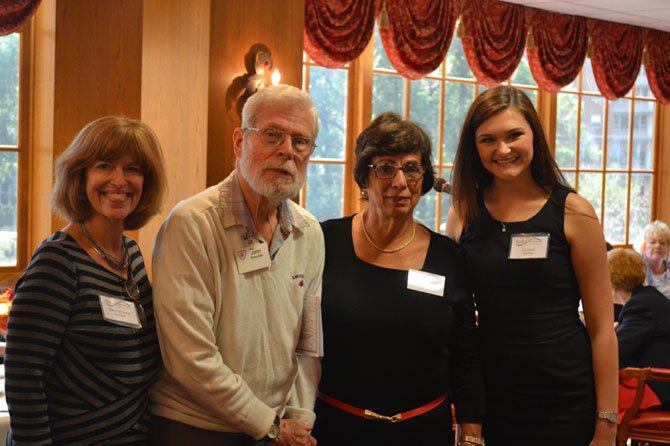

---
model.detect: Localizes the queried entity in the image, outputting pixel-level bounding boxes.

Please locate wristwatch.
[262,415,281,442]
[596,410,618,424]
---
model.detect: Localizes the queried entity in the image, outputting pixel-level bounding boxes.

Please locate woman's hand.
[589,420,616,446]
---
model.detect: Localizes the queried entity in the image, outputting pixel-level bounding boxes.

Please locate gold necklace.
[361,212,416,253]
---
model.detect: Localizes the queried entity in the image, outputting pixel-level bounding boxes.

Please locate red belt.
[318,392,446,423]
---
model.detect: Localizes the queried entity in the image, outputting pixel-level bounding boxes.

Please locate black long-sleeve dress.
[313,216,483,446]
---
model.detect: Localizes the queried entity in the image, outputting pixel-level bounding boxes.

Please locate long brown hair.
[451,86,572,229]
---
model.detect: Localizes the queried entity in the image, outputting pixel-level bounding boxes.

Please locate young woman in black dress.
[446,86,618,446]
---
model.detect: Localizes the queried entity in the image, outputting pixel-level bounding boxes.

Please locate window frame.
[555,65,658,246]
[0,24,31,276]
[301,35,661,246]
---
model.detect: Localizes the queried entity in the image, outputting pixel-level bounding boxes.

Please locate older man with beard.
[150,85,324,446]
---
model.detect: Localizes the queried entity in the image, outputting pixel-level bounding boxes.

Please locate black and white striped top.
[5,231,159,445]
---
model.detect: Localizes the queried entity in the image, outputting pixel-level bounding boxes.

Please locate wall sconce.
[226,44,281,121]
[246,49,281,95]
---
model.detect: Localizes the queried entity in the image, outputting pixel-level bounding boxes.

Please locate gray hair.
[241,84,320,139]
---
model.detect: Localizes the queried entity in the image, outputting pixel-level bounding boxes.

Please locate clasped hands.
[271,419,317,446]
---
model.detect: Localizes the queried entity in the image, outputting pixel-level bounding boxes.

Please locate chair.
[617,367,670,446]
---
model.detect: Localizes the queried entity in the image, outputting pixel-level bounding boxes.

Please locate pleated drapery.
[304,0,670,102]
[0,0,41,36]
[304,0,380,68]
[377,0,458,80]
[459,0,526,87]
[644,29,670,104]
[588,19,644,100]
[526,9,588,92]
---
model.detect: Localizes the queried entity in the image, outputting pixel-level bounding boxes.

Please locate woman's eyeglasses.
[243,127,317,156]
[368,162,425,181]
[124,278,147,331]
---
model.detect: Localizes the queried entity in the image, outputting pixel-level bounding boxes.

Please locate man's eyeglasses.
[124,278,147,331]
[243,127,316,156]
[368,162,425,181]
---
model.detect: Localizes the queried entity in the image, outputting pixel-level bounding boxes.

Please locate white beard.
[238,151,305,204]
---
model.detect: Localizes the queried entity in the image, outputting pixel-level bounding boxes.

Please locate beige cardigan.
[150,172,324,440]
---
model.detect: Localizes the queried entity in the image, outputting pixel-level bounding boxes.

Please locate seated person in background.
[605,242,624,320]
[637,220,670,298]
[609,248,670,420]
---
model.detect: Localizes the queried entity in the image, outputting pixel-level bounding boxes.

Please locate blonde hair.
[608,248,646,292]
[51,116,167,230]
[638,220,670,253]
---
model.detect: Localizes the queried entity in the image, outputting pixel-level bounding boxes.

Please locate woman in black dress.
[446,86,618,446]
[313,112,484,446]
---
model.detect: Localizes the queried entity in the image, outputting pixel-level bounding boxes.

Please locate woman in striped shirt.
[5,116,167,445]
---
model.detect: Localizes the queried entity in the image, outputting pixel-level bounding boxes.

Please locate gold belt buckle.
[363,409,402,423]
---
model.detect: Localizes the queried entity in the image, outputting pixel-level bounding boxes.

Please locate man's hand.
[272,419,317,446]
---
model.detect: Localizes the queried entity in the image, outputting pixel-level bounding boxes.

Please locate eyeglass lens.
[372,163,424,180]
[249,128,314,155]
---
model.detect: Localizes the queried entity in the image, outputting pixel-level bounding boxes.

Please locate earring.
[360,188,368,199]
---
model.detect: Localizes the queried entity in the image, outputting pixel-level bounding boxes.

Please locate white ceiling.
[503,0,670,32]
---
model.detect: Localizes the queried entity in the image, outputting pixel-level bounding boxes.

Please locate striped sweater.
[5,231,159,445]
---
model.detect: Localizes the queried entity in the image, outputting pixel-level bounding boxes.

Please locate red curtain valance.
[303,0,670,103]
[304,0,380,69]
[589,19,644,100]
[459,0,527,87]
[0,0,41,36]
[645,29,670,104]
[377,0,458,80]
[526,9,587,92]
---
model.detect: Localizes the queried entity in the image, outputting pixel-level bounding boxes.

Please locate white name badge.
[99,295,142,329]
[407,269,446,297]
[297,294,323,357]
[235,242,271,274]
[508,233,550,259]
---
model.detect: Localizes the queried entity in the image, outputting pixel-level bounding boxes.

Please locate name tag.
[508,233,550,259]
[407,269,446,297]
[235,242,271,274]
[297,294,323,357]
[99,295,142,329]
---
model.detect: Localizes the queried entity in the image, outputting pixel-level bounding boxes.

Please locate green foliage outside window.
[0,33,19,266]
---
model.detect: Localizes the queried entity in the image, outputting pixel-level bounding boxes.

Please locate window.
[0,32,21,268]
[300,57,351,221]
[555,61,656,245]
[0,27,28,272]
[301,29,659,244]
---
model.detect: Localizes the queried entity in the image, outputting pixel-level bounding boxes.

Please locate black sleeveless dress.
[313,216,483,446]
[460,188,595,446]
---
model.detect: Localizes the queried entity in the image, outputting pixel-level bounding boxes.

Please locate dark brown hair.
[451,86,572,229]
[353,111,435,196]
[51,116,167,230]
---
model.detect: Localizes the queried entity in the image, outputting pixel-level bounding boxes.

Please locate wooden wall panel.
[29,0,57,255]
[138,0,211,272]
[51,0,143,230]
[655,104,670,223]
[207,0,306,187]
